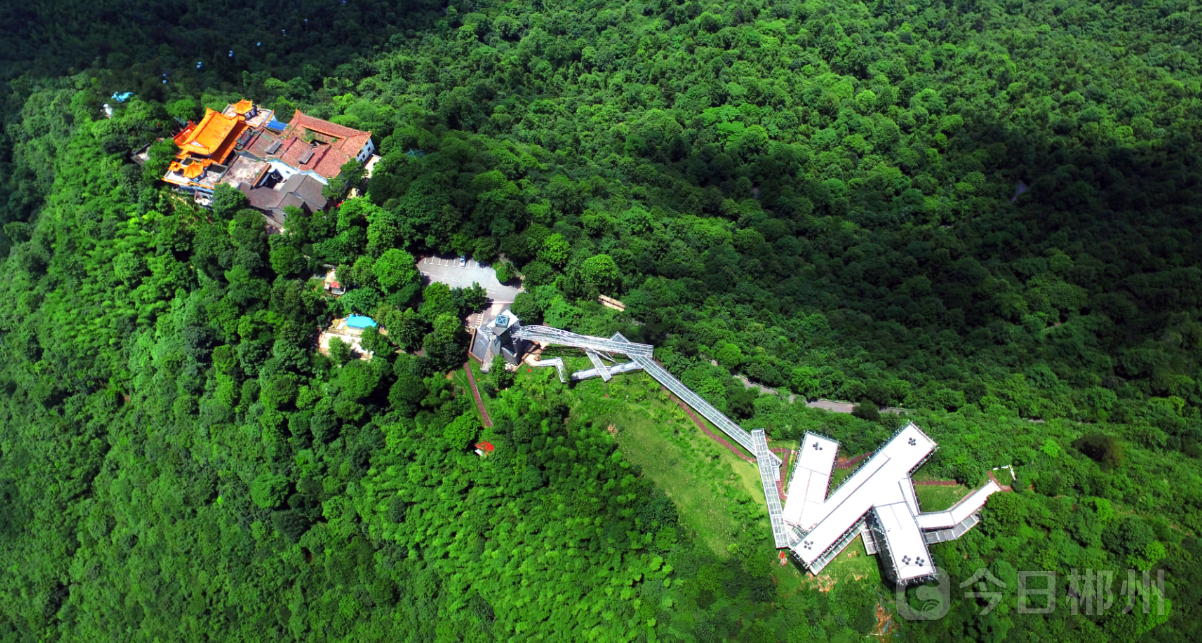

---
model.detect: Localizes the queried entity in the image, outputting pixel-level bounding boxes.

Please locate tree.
[387,497,408,523]
[510,292,541,324]
[421,282,457,322]
[271,510,310,543]
[251,474,289,509]
[211,183,249,221]
[360,326,392,356]
[373,248,418,291]
[166,97,200,121]
[580,254,620,292]
[716,343,742,370]
[322,159,366,201]
[141,139,178,186]
[389,371,425,416]
[491,355,514,390]
[269,245,304,276]
[1073,433,1125,470]
[539,233,571,267]
[494,261,513,283]
[328,337,353,366]
[336,360,380,400]
[474,236,499,263]
[443,413,479,450]
[543,299,582,329]
[385,308,426,351]
[851,400,881,422]
[454,282,488,314]
[423,313,468,371]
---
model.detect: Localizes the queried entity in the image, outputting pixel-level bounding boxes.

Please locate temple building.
[162,107,253,196]
[162,99,379,227]
[282,109,375,164]
[238,109,375,185]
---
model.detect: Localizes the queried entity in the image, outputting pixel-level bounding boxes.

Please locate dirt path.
[771,447,792,500]
[835,452,870,470]
[463,363,493,427]
[987,471,1013,492]
[662,390,755,463]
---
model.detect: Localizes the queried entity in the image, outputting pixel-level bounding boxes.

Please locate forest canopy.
[1,0,1200,641]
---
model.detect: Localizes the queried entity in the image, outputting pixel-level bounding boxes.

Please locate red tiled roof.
[243,129,282,158]
[475,441,495,453]
[275,136,353,180]
[283,110,372,158]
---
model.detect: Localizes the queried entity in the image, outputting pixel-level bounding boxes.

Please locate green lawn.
[802,534,884,591]
[914,484,972,512]
[492,364,771,559]
[830,467,852,488]
[683,410,764,503]
[609,403,745,557]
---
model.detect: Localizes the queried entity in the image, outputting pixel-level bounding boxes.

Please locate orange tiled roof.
[209,120,247,165]
[176,108,243,159]
[172,121,197,147]
[232,99,255,115]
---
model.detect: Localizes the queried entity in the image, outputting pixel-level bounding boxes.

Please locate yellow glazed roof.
[176,108,239,157]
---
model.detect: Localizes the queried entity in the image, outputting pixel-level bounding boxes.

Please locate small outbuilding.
[346,315,378,330]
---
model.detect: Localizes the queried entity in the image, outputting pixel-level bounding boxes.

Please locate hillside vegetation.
[1,0,1201,641]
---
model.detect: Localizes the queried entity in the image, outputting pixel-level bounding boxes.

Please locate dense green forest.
[1,0,1201,640]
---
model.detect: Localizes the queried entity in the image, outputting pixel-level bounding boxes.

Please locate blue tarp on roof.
[265,118,288,132]
[346,315,378,329]
[111,92,134,102]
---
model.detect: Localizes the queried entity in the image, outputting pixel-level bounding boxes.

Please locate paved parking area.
[418,255,523,303]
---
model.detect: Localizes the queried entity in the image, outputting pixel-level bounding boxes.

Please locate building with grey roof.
[235,172,328,227]
[469,307,529,372]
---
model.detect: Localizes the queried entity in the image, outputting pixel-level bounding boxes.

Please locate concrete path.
[732,372,906,415]
[419,255,522,303]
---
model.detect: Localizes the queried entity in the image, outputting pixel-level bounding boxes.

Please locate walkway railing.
[513,325,655,357]
[753,429,792,548]
[512,325,788,549]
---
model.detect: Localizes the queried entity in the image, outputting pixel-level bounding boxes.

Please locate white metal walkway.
[513,325,655,357]
[586,350,612,381]
[571,360,643,381]
[752,429,792,548]
[525,356,566,383]
[511,324,789,548]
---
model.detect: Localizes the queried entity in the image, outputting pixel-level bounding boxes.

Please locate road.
[418,255,523,303]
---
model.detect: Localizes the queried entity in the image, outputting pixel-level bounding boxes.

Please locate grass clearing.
[686,411,764,503]
[610,404,744,557]
[533,368,770,558]
[804,534,883,592]
[915,484,972,511]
